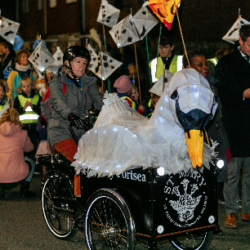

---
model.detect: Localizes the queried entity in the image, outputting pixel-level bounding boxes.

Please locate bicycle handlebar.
[68,112,95,144]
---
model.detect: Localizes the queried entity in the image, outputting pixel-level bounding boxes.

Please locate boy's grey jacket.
[48,72,103,146]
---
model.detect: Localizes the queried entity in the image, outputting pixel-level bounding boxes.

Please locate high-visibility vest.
[207,58,218,66]
[120,96,136,110]
[18,94,40,124]
[149,55,183,83]
[148,99,152,108]
[147,112,153,118]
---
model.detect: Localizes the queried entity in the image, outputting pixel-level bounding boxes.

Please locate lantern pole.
[175,2,190,67]
[100,0,108,93]
[143,0,152,86]
[130,8,142,103]
[156,23,162,58]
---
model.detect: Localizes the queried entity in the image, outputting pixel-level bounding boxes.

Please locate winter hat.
[113,75,132,93]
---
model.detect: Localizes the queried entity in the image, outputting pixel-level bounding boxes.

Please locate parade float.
[37,1,224,249]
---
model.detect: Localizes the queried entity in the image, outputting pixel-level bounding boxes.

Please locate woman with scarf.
[6,50,36,106]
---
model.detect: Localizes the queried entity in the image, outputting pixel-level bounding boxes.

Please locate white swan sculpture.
[72,68,218,177]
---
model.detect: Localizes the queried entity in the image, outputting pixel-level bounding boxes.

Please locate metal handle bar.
[69,117,94,144]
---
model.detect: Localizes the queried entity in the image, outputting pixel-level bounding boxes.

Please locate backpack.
[41,83,67,121]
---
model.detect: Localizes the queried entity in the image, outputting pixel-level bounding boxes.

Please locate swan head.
[169,69,218,168]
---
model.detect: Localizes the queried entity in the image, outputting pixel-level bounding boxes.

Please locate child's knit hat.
[113,75,132,93]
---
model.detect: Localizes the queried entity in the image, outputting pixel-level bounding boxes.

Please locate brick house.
[1,0,249,53]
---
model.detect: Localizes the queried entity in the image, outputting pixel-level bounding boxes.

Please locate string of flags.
[1,0,228,88]
[0,1,169,83]
[3,0,249,85]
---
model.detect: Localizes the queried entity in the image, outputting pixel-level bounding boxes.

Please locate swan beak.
[185,130,204,169]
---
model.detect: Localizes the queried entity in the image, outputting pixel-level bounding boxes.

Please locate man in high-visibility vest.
[149,36,183,83]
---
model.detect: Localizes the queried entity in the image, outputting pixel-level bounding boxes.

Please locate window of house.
[38,0,44,10]
[22,0,29,14]
[66,0,77,4]
[50,0,57,8]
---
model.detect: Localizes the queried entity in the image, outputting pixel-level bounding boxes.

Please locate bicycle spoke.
[86,193,133,250]
[42,175,76,239]
[93,207,104,225]
[109,239,127,250]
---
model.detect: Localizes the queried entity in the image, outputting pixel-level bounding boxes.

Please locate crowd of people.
[0,23,250,231]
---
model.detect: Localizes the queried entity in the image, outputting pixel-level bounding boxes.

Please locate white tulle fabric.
[72,69,218,177]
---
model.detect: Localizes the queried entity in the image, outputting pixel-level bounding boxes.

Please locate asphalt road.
[0,175,249,250]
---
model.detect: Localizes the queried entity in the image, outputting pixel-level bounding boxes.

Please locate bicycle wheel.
[41,172,77,239]
[85,189,135,250]
[170,231,213,250]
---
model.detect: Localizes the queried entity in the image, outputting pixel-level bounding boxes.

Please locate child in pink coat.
[0,108,34,199]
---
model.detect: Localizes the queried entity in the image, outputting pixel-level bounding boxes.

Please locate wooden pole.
[143,0,152,85]
[175,2,190,67]
[130,8,142,103]
[156,23,162,58]
[134,43,142,103]
[100,0,106,94]
[44,0,47,35]
[175,1,210,146]
[204,128,210,147]
[145,34,152,85]
[99,47,105,93]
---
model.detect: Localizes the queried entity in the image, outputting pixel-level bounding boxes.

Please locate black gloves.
[67,113,85,129]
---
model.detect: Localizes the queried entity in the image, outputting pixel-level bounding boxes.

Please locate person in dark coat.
[183,49,230,203]
[0,41,15,80]
[215,24,250,229]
